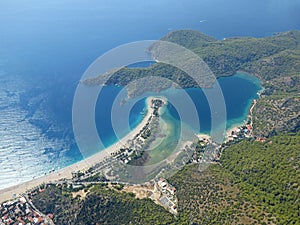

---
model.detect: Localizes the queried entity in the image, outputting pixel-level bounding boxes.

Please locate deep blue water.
[0,0,299,188]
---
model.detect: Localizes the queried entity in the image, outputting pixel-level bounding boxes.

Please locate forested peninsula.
[85,30,300,137]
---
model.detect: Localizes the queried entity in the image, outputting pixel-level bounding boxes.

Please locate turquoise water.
[102,72,262,166]
[96,72,262,152]
[145,107,182,165]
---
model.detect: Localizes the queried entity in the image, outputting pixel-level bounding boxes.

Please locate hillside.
[32,183,176,225]
[169,132,300,224]
[31,132,300,225]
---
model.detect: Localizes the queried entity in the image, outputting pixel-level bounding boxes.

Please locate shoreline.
[224,98,258,142]
[0,91,259,203]
[0,97,156,203]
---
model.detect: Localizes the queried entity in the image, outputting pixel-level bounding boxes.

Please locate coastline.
[0,72,262,202]
[0,97,156,203]
[223,72,262,142]
[196,95,259,143]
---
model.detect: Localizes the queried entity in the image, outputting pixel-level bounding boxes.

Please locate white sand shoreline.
[0,97,157,202]
[0,96,254,202]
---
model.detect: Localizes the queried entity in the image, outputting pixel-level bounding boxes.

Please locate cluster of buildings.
[191,124,255,164]
[191,136,215,163]
[0,196,53,225]
[156,178,177,214]
[227,124,253,142]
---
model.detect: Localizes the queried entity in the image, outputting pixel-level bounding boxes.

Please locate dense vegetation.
[32,132,300,224]
[252,95,300,136]
[32,183,176,225]
[32,184,82,225]
[169,132,300,224]
[84,62,197,99]
[76,185,176,225]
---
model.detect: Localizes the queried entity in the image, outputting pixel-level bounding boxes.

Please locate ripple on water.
[0,74,75,189]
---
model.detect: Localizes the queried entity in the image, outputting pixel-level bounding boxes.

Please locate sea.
[0,0,299,189]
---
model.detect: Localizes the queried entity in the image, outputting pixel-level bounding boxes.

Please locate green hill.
[161,29,217,49]
[169,132,300,224]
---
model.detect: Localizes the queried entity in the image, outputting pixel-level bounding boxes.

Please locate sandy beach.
[0,96,254,202]
[0,97,156,203]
